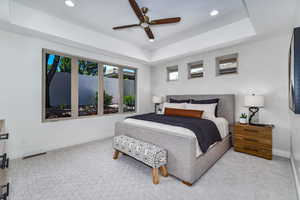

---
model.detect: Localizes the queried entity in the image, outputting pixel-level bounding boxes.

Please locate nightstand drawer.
[234,138,271,152]
[234,145,272,160]
[234,134,272,147]
[234,126,272,139]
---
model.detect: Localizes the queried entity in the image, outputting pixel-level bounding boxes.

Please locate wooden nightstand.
[233,123,273,160]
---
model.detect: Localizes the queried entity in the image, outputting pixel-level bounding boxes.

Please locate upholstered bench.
[113,135,168,184]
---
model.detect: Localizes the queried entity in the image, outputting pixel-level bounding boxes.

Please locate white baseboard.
[11,136,113,160]
[291,155,300,200]
[273,149,290,158]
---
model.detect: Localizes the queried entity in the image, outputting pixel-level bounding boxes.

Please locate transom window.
[188,61,204,79]
[43,49,137,122]
[216,53,238,76]
[167,66,179,81]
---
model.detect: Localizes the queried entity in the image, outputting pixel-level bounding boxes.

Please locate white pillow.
[185,103,217,119]
[162,102,185,114]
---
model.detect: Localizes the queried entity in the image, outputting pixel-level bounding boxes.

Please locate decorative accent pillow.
[162,102,185,114]
[169,98,190,103]
[191,98,220,117]
[185,103,217,119]
[164,108,203,118]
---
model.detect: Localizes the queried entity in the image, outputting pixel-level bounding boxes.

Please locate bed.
[115,94,235,185]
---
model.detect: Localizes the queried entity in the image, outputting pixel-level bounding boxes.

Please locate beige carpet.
[9,138,297,200]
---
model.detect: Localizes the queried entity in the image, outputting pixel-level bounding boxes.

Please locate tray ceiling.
[14,0,248,51]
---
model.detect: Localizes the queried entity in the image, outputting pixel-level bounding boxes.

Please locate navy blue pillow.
[169,98,190,103]
[191,98,220,117]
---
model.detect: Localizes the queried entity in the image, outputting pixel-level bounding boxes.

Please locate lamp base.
[154,103,160,114]
[248,106,259,125]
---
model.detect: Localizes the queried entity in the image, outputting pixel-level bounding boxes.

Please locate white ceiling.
[13,0,248,51]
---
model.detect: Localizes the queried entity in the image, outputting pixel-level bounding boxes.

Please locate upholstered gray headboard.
[166,94,235,125]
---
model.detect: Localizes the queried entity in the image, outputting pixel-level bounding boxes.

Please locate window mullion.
[71,57,79,118]
[98,63,104,115]
[135,69,138,113]
[119,68,124,114]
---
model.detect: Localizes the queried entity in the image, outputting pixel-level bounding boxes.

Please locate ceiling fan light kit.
[141,22,149,28]
[65,0,75,7]
[113,0,181,41]
[210,10,219,16]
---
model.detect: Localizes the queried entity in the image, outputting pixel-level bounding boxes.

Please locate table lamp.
[244,94,264,125]
[152,96,162,114]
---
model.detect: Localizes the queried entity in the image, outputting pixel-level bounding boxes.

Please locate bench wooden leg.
[159,165,168,177]
[152,168,160,184]
[113,150,120,160]
[182,181,193,187]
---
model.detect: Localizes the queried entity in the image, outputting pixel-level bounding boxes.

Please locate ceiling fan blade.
[128,0,144,22]
[150,17,181,25]
[113,24,140,30]
[144,27,154,39]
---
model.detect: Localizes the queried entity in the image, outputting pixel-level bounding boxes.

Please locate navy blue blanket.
[128,113,221,153]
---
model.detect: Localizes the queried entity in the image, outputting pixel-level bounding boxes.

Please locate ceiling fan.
[113,0,181,42]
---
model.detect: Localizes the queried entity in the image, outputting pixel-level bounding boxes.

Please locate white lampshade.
[152,96,162,104]
[244,94,264,108]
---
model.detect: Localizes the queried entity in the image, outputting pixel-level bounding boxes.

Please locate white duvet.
[124,117,229,157]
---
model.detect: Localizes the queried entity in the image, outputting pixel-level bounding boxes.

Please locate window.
[103,65,119,114]
[43,49,137,121]
[188,61,204,79]
[167,66,179,81]
[78,60,99,116]
[216,53,238,76]
[123,68,137,112]
[45,53,72,119]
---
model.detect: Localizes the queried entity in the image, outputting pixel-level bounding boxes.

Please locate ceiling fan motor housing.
[141,7,149,14]
[143,15,150,23]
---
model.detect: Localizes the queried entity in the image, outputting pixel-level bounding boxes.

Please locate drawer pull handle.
[244,138,258,143]
[5,158,9,169]
[0,154,9,169]
[244,129,259,133]
[0,134,8,140]
[0,183,9,200]
[244,147,258,152]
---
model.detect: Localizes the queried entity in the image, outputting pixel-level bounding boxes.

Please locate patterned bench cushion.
[113,135,167,168]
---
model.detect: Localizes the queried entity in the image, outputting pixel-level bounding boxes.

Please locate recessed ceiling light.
[210,10,219,16]
[149,39,155,42]
[65,0,75,7]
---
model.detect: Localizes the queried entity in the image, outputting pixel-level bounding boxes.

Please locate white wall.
[290,110,300,194]
[0,0,10,23]
[0,29,152,159]
[151,33,291,155]
[295,0,300,27]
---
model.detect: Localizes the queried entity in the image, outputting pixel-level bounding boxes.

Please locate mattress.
[124,117,229,157]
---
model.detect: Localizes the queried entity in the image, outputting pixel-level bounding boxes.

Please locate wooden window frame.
[216,53,239,76]
[42,49,137,122]
[187,61,204,79]
[167,65,179,82]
